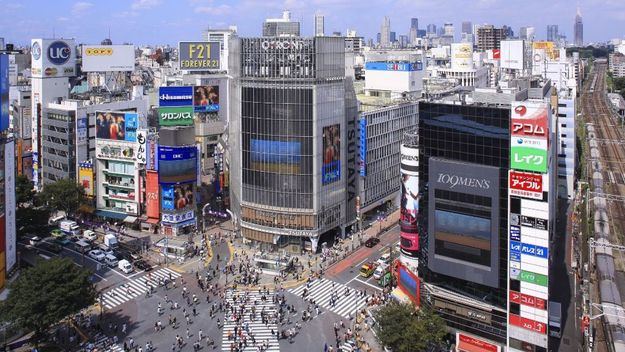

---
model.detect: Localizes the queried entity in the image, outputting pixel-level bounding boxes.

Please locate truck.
[59,220,81,236]
[548,301,562,338]
[104,233,118,249]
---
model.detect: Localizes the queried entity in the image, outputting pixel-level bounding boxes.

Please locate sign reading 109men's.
[178,42,220,71]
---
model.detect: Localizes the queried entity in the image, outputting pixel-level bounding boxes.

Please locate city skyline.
[0,0,622,45]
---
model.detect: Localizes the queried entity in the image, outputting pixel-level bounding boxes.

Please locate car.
[98,245,114,257]
[55,237,72,246]
[134,260,152,272]
[29,236,42,246]
[364,237,380,248]
[105,254,119,267]
[88,249,106,262]
[359,262,377,278]
[83,230,97,242]
[373,264,389,280]
[377,253,391,266]
[39,240,63,254]
[50,229,65,238]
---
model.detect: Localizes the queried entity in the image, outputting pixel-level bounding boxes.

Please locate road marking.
[100,268,180,310]
[352,278,383,291]
[289,278,370,319]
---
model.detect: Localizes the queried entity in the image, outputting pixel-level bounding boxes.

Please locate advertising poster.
[78,163,94,197]
[510,137,548,173]
[31,39,76,78]
[0,55,8,132]
[81,45,135,72]
[95,111,138,142]
[161,184,193,211]
[250,139,301,173]
[159,86,193,107]
[146,171,160,219]
[161,185,175,210]
[193,85,219,113]
[359,119,367,176]
[509,170,543,200]
[511,103,548,140]
[158,106,194,126]
[400,173,419,234]
[322,124,341,185]
[136,130,147,164]
[178,42,220,71]
[5,140,16,272]
[158,146,198,184]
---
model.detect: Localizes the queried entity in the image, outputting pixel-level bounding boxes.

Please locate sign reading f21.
[179,42,220,71]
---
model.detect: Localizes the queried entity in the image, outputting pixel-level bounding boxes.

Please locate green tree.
[374,302,447,352]
[15,174,35,207]
[39,178,86,216]
[16,207,51,238]
[0,257,96,342]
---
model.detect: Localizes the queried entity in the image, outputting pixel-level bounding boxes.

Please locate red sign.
[146,171,160,219]
[509,290,547,310]
[493,49,501,59]
[509,171,543,200]
[457,333,500,352]
[509,314,547,334]
[511,103,549,139]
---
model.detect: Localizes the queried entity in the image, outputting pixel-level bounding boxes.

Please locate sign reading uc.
[178,42,220,71]
[48,41,72,65]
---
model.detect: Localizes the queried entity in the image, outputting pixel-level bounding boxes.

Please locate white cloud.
[131,0,162,10]
[57,17,70,22]
[71,1,94,15]
[195,4,231,15]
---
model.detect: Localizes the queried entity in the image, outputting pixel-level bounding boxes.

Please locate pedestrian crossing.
[101,267,181,310]
[288,278,368,319]
[221,289,280,352]
[104,344,123,352]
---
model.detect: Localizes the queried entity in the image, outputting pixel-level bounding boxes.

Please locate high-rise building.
[519,26,535,41]
[262,10,300,37]
[477,25,507,51]
[502,25,514,39]
[410,18,419,44]
[427,24,437,35]
[380,16,391,47]
[229,36,358,253]
[462,21,473,34]
[411,18,419,31]
[574,6,583,46]
[390,31,397,44]
[203,27,237,72]
[315,13,324,37]
[443,22,454,37]
[547,25,559,42]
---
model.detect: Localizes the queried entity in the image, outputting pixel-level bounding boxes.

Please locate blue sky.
[0,0,624,45]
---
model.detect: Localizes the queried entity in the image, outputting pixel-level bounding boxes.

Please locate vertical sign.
[136,129,147,164]
[0,55,9,132]
[359,118,367,176]
[4,139,16,272]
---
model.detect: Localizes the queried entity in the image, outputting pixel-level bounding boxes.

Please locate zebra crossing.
[221,289,280,352]
[101,267,181,310]
[288,278,368,319]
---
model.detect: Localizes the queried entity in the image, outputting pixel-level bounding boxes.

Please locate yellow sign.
[85,47,114,56]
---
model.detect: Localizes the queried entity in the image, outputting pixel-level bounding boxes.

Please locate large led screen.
[434,210,492,266]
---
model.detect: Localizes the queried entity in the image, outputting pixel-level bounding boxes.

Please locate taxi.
[359,262,377,278]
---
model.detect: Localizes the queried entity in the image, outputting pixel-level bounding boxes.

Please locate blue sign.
[250,139,301,164]
[161,185,175,210]
[47,41,72,65]
[0,55,8,132]
[510,252,521,262]
[194,104,219,113]
[510,240,521,253]
[365,61,423,71]
[510,225,521,242]
[520,243,549,259]
[159,86,194,107]
[158,146,197,161]
[124,113,138,142]
[359,118,367,176]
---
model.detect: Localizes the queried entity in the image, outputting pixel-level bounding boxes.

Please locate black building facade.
[418,101,510,344]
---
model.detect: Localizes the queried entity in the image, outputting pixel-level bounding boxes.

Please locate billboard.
[81,45,135,72]
[161,210,195,224]
[78,162,94,197]
[322,124,341,185]
[96,140,136,161]
[146,171,160,219]
[510,137,548,173]
[0,55,8,132]
[400,173,419,234]
[5,140,16,272]
[158,146,198,184]
[158,106,194,126]
[159,86,193,107]
[193,85,219,113]
[95,111,138,142]
[509,170,543,200]
[30,39,76,78]
[500,40,525,70]
[456,333,500,352]
[161,183,194,210]
[451,43,473,70]
[511,103,549,140]
[136,129,147,164]
[178,41,220,71]
[359,118,367,176]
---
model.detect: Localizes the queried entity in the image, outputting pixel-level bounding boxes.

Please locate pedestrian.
[186,328,191,339]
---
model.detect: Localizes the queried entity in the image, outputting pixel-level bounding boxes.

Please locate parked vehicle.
[104,234,118,249]
[74,240,92,254]
[105,254,119,267]
[39,240,63,254]
[364,237,380,248]
[55,237,72,246]
[29,236,42,246]
[118,259,133,274]
[373,264,389,280]
[360,262,377,278]
[88,249,106,262]
[48,215,65,225]
[377,253,391,266]
[118,250,140,263]
[549,301,562,338]
[50,229,65,239]
[59,220,80,235]
[134,260,152,272]
[83,230,97,242]
[98,245,114,256]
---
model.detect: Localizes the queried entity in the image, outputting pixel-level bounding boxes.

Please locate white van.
[105,254,119,267]
[373,264,389,280]
[49,215,65,225]
[83,230,97,242]
[118,259,133,274]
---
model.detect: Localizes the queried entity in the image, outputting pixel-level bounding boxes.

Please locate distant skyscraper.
[380,16,391,47]
[443,22,454,37]
[477,25,506,51]
[427,24,437,35]
[376,33,381,44]
[314,13,324,36]
[547,25,559,42]
[502,25,514,38]
[411,18,419,31]
[409,18,419,44]
[390,31,397,43]
[519,26,535,41]
[574,6,583,46]
[462,21,472,34]
[262,10,300,37]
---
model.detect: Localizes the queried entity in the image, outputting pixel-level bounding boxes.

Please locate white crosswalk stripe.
[101,267,181,310]
[288,278,369,319]
[104,344,123,352]
[221,289,280,352]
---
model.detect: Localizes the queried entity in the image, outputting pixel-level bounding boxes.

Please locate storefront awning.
[124,216,138,223]
[95,210,127,220]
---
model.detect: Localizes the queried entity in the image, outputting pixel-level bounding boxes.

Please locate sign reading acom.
[158,106,194,126]
[82,45,135,72]
[178,42,220,71]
